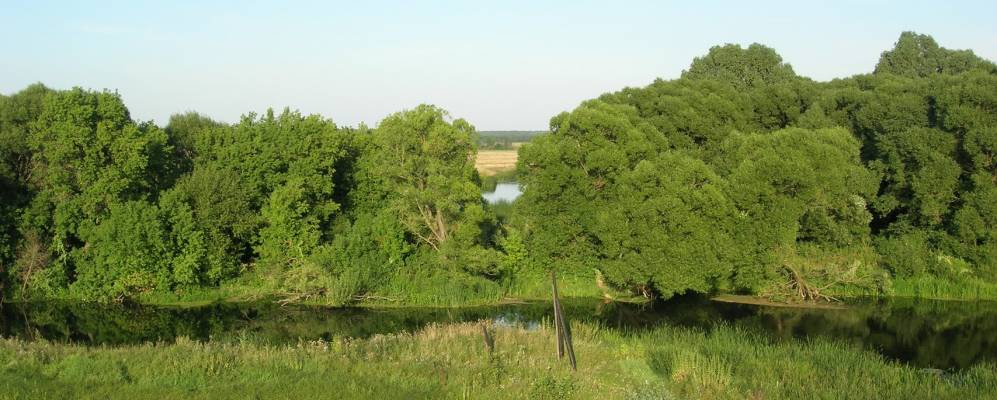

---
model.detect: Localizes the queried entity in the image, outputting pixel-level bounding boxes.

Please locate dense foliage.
[518,32,996,300]
[1,32,994,303]
[0,95,501,302]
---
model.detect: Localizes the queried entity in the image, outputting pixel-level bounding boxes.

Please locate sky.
[1,1,995,130]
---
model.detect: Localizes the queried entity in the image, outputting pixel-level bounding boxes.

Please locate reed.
[891,276,997,301]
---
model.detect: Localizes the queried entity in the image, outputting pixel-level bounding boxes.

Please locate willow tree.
[875,31,997,77]
[936,70,997,278]
[682,43,799,90]
[518,100,736,298]
[361,105,486,256]
[716,127,879,293]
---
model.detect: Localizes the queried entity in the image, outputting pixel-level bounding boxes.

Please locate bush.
[323,212,410,302]
[158,166,257,285]
[71,201,172,301]
[876,231,937,278]
[381,251,503,305]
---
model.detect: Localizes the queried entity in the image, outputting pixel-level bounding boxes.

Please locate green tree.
[257,178,330,268]
[0,84,53,287]
[596,153,737,297]
[518,101,663,278]
[520,100,737,297]
[163,111,226,179]
[324,210,411,302]
[875,32,996,77]
[935,70,997,277]
[868,127,961,228]
[600,79,753,152]
[682,43,799,90]
[71,200,171,300]
[360,105,484,254]
[158,166,257,284]
[716,128,877,290]
[15,88,169,294]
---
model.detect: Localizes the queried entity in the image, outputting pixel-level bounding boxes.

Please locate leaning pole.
[551,270,576,370]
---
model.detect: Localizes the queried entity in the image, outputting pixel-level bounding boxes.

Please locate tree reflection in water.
[1,296,994,369]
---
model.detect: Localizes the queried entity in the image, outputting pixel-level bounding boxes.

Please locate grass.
[890,276,997,301]
[1,320,994,399]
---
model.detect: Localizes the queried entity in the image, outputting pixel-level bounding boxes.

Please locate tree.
[163,111,226,180]
[519,100,736,297]
[158,166,257,284]
[16,87,169,294]
[518,101,664,276]
[875,32,996,77]
[257,178,329,268]
[2,30,994,303]
[0,84,53,287]
[682,43,799,90]
[71,200,172,300]
[600,79,753,152]
[325,210,411,301]
[360,105,484,254]
[868,127,961,228]
[596,153,737,297]
[716,128,878,291]
[935,70,997,277]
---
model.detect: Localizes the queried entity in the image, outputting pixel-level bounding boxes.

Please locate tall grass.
[504,268,607,300]
[891,276,997,301]
[378,270,506,307]
[2,320,993,399]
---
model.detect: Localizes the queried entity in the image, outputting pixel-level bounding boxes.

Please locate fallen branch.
[782,265,839,302]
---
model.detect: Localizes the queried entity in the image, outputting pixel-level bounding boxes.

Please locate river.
[2,296,995,370]
[482,182,521,203]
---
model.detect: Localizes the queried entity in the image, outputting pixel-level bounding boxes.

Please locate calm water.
[482,182,521,203]
[2,297,995,370]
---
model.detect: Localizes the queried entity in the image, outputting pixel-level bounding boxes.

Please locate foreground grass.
[2,321,994,399]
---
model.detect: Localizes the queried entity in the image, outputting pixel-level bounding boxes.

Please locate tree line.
[0,95,502,302]
[1,32,994,303]
[478,131,543,150]
[518,32,996,300]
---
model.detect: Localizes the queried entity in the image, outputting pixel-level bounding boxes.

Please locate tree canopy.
[0,31,994,303]
[520,31,995,299]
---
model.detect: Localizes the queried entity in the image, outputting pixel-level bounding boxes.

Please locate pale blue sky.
[2,1,995,130]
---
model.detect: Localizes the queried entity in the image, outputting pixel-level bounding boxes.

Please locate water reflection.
[482,182,521,204]
[1,296,995,369]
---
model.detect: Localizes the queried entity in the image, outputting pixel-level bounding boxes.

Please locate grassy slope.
[2,321,994,399]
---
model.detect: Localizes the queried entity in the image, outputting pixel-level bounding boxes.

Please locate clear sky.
[2,1,995,130]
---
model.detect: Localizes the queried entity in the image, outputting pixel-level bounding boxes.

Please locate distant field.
[475,131,539,175]
[476,149,519,176]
